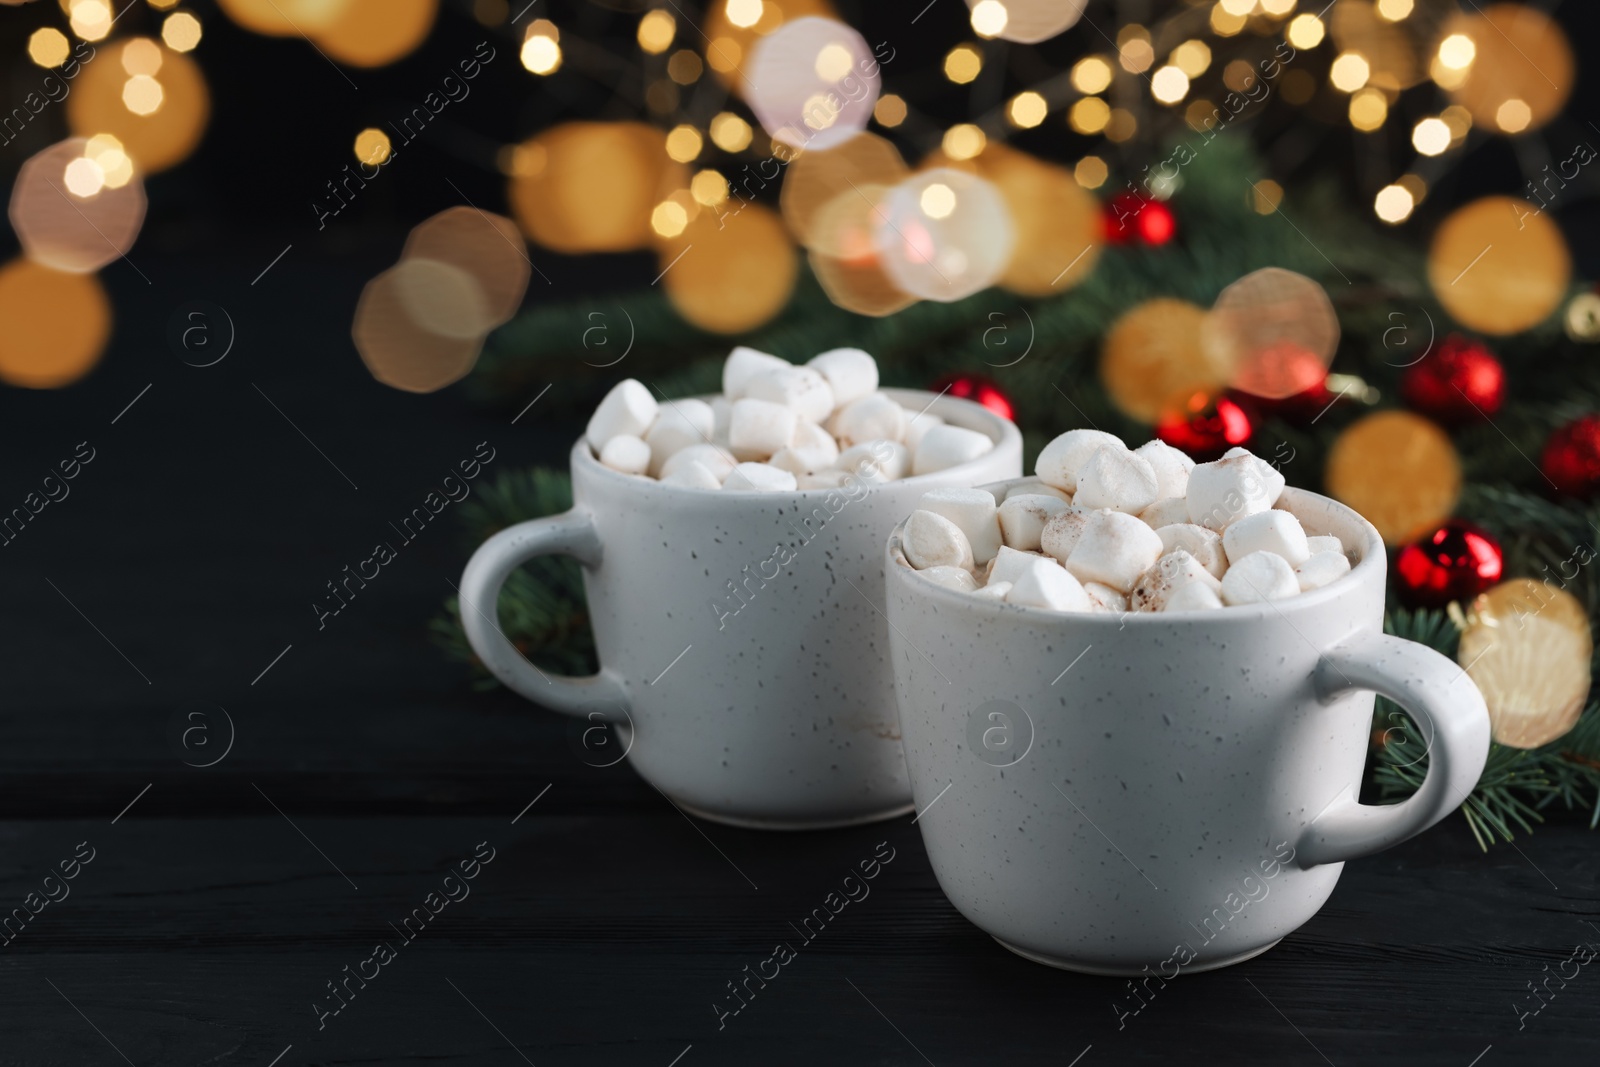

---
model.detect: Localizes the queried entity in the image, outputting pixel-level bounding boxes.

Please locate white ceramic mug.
[884,481,1490,974]
[461,389,1021,829]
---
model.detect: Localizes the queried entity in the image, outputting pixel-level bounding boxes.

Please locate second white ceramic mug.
[885,481,1491,974]
[461,389,1021,829]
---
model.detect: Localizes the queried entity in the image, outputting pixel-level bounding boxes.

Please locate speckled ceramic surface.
[461,389,1022,829]
[885,481,1491,974]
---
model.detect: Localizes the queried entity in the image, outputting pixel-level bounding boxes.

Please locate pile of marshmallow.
[584,347,996,491]
[899,430,1353,613]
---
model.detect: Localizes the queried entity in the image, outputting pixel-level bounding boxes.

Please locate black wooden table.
[1,252,1596,1066]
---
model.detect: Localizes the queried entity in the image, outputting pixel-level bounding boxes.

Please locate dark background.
[1,1,1598,1064]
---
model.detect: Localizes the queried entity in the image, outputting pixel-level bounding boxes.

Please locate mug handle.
[458,509,630,724]
[1297,628,1491,867]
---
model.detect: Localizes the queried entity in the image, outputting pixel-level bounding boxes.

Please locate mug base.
[676,798,915,832]
[992,935,1284,976]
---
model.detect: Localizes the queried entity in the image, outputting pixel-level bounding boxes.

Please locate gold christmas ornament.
[1427,196,1569,335]
[1443,3,1572,134]
[507,123,684,254]
[1564,291,1600,344]
[1324,410,1461,545]
[1457,579,1592,749]
[1100,298,1223,423]
[66,42,210,173]
[659,202,798,333]
[1202,267,1339,400]
[780,132,907,251]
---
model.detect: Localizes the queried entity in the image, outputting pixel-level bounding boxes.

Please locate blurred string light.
[1412,116,1450,155]
[28,27,71,67]
[1377,0,1414,19]
[970,0,1006,38]
[1250,180,1283,214]
[1007,91,1047,128]
[161,11,203,52]
[1374,183,1414,223]
[1117,27,1154,75]
[1069,97,1110,135]
[638,9,675,54]
[67,38,209,172]
[521,19,561,75]
[1285,13,1324,48]
[0,258,111,389]
[70,0,113,41]
[1071,55,1111,94]
[1074,156,1106,188]
[962,0,1088,44]
[1349,87,1387,131]
[691,169,729,206]
[945,43,982,84]
[665,124,703,162]
[1150,66,1189,105]
[215,0,437,67]
[9,138,147,273]
[1171,40,1210,77]
[941,123,985,160]
[1329,52,1370,92]
[744,16,879,151]
[709,111,753,151]
[353,128,391,165]
[873,94,906,127]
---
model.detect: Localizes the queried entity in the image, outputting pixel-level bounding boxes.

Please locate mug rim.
[569,387,1023,497]
[886,482,1385,624]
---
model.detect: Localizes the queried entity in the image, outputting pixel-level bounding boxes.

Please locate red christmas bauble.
[931,372,1014,421]
[1394,520,1503,608]
[1541,414,1600,497]
[1155,392,1254,461]
[1102,194,1177,247]
[1400,334,1505,423]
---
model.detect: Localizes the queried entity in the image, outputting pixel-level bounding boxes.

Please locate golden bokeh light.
[1376,0,1413,19]
[1440,104,1472,141]
[216,0,352,37]
[1285,13,1324,48]
[9,138,147,273]
[70,0,113,41]
[667,48,703,84]
[1412,116,1450,155]
[392,258,494,340]
[161,12,203,52]
[1171,39,1211,77]
[1436,32,1474,69]
[873,94,907,127]
[807,185,915,318]
[1069,97,1110,134]
[311,0,437,68]
[1329,51,1370,91]
[1348,86,1386,130]
[401,206,530,327]
[942,123,986,161]
[709,112,753,152]
[1329,0,1434,91]
[0,258,111,389]
[521,22,562,75]
[1105,108,1137,142]
[1326,411,1461,545]
[353,127,391,165]
[651,199,689,239]
[1071,55,1113,94]
[28,27,71,68]
[1151,66,1189,104]
[1118,37,1154,75]
[121,37,164,76]
[780,131,907,250]
[665,124,703,162]
[1101,299,1224,423]
[1203,267,1340,400]
[507,122,684,254]
[970,0,1008,38]
[1443,5,1571,133]
[638,9,675,54]
[353,264,484,394]
[1008,91,1048,128]
[1374,183,1413,223]
[1259,0,1295,14]
[1074,155,1107,189]
[691,169,729,206]
[1460,579,1592,749]
[726,0,763,29]
[86,133,133,189]
[1211,2,1247,36]
[945,43,983,84]
[975,144,1102,295]
[919,183,957,221]
[702,0,834,91]
[148,0,182,9]
[67,40,209,173]
[658,202,797,333]
[1428,195,1569,335]
[1250,179,1283,214]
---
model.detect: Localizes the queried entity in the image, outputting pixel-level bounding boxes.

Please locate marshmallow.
[836,440,910,483]
[902,509,975,570]
[918,565,980,593]
[902,410,944,454]
[1039,506,1095,564]
[834,392,906,446]
[1219,551,1300,605]
[1073,446,1159,514]
[598,434,650,475]
[659,460,723,489]
[998,493,1073,551]
[1139,497,1192,530]
[912,424,995,476]
[1130,550,1222,613]
[1003,478,1072,504]
[746,366,835,424]
[1135,439,1195,498]
[1035,429,1124,492]
[1065,510,1164,592]
[1156,523,1227,579]
[723,462,798,492]
[769,420,840,475]
[797,469,852,490]
[585,379,658,452]
[1186,453,1285,532]
[722,347,791,400]
[807,347,878,408]
[973,580,1012,601]
[1222,510,1311,567]
[1007,557,1092,612]
[660,442,736,482]
[728,398,799,461]
[645,398,715,475]
[1295,550,1352,591]
[1307,534,1345,558]
[1083,582,1128,613]
[987,545,1049,586]
[1164,581,1224,612]
[918,487,1002,563]
[710,397,732,443]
